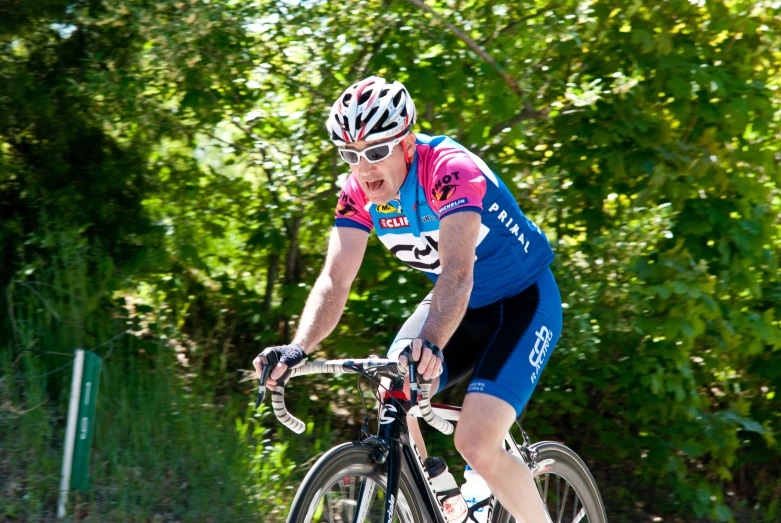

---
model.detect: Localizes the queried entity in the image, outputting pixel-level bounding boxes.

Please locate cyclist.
[253,75,562,522]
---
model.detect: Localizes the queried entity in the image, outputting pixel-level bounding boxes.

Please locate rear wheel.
[492,441,607,523]
[287,442,427,523]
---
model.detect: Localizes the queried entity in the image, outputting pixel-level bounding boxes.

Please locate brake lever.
[254,349,280,409]
[408,359,418,407]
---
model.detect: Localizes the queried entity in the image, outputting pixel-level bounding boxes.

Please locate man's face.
[345,133,416,205]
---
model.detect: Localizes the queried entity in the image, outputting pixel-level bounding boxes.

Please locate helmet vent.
[373,111,396,133]
[359,106,379,130]
[358,90,373,105]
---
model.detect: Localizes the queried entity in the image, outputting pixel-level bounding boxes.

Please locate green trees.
[1,0,779,520]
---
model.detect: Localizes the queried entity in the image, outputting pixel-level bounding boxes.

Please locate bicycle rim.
[493,441,607,523]
[287,442,426,523]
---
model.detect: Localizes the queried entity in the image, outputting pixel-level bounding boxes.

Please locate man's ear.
[403,132,416,162]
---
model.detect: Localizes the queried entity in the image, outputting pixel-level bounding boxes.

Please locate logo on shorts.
[529,326,553,383]
[467,381,486,393]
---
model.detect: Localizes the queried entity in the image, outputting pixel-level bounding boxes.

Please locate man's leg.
[454,270,561,523]
[454,392,550,523]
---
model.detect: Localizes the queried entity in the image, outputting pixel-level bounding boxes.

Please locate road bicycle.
[255,352,608,523]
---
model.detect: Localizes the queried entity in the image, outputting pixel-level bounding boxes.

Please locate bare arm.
[254,226,368,383]
[292,226,369,353]
[413,211,481,380]
[419,211,480,345]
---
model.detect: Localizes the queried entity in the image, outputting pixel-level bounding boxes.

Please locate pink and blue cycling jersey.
[334,133,555,309]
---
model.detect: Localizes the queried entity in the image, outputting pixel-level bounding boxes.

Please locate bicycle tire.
[287,441,429,523]
[492,441,607,523]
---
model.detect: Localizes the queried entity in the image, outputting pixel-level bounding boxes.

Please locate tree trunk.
[284,215,303,286]
[282,215,303,343]
[263,252,279,316]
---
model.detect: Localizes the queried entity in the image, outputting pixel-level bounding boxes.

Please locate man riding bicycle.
[253,75,562,523]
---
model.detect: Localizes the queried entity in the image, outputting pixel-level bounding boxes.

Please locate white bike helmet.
[327,76,416,146]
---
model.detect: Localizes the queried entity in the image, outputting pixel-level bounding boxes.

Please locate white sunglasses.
[338,135,405,165]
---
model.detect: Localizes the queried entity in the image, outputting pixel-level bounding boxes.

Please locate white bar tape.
[271,388,305,434]
[417,384,454,435]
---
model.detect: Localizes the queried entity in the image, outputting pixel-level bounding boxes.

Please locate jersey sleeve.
[334,174,373,232]
[426,149,487,218]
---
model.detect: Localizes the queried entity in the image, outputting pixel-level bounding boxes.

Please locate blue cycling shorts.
[387,267,562,417]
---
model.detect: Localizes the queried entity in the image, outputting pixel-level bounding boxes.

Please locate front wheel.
[287,442,427,523]
[492,441,608,523]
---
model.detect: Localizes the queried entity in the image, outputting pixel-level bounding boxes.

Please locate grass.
[0,237,300,522]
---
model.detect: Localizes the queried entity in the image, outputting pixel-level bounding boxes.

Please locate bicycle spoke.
[350,476,356,509]
[336,477,347,521]
[339,476,353,522]
[352,477,376,523]
[301,473,417,523]
[396,495,415,523]
[326,488,338,522]
[558,482,570,523]
[573,505,586,523]
[530,472,595,523]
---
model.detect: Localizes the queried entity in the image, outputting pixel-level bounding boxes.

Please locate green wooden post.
[70,350,101,491]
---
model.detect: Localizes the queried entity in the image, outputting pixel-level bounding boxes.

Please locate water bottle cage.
[436,487,463,502]
[466,497,491,520]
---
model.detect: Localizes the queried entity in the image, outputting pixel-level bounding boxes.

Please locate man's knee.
[454,422,502,473]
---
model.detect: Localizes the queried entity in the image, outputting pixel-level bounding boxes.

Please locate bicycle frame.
[255,355,546,523]
[370,385,448,523]
[368,384,519,523]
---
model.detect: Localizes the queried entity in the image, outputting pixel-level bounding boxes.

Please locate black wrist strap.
[277,343,307,367]
[417,339,443,361]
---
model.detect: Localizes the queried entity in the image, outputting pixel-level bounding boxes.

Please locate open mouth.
[366,180,384,192]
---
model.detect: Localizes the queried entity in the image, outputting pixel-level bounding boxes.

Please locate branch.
[349,20,404,79]
[6,281,20,347]
[230,118,263,144]
[406,0,524,97]
[202,131,250,152]
[723,20,747,57]
[487,103,548,139]
[12,280,62,321]
[264,61,329,101]
[480,8,547,47]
